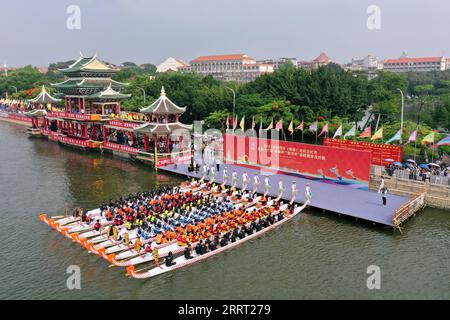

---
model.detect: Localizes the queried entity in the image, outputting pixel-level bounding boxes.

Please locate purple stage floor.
[161,163,411,227]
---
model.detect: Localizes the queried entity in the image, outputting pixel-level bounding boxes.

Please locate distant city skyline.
[1,0,450,67]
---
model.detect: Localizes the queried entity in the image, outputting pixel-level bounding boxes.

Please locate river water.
[0,122,448,300]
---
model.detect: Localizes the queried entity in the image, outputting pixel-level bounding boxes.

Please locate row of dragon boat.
[40,180,308,280]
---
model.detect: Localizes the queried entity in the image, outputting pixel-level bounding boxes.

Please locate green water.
[0,122,448,299]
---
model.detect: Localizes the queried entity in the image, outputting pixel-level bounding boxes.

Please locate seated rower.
[184,245,193,259]
[195,241,203,255]
[94,220,101,232]
[165,251,176,267]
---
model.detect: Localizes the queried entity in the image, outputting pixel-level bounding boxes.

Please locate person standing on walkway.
[378,177,385,193]
[210,165,216,182]
[232,170,238,188]
[278,179,285,198]
[291,181,297,202]
[222,166,228,185]
[305,184,312,205]
[381,187,388,206]
[242,171,249,191]
[253,175,260,193]
[216,158,221,172]
[264,176,271,196]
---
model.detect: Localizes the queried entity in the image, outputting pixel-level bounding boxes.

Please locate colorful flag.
[421,131,435,145]
[258,119,263,136]
[251,116,255,130]
[265,119,274,130]
[288,120,294,134]
[240,116,245,131]
[359,126,371,138]
[436,134,450,146]
[333,125,343,138]
[371,127,383,141]
[296,121,304,131]
[318,123,328,137]
[408,129,417,143]
[233,115,238,130]
[386,129,402,144]
[343,125,356,139]
[275,120,283,131]
[309,121,318,133]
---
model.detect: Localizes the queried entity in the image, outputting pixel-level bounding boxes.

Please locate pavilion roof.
[140,87,186,115]
[60,55,118,74]
[86,84,131,100]
[133,122,192,135]
[28,85,61,104]
[52,78,127,89]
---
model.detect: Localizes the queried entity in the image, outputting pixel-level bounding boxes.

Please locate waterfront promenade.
[160,163,411,227]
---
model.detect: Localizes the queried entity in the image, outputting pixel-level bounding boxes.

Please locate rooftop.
[191,54,255,63]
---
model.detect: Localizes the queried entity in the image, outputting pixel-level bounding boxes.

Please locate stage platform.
[160,163,412,227]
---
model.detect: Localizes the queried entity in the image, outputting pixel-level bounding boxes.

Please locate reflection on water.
[0,122,448,300]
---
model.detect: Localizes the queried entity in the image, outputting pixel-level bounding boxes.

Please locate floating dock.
[160,163,421,228]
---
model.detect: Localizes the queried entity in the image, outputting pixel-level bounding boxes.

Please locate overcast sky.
[1,0,449,67]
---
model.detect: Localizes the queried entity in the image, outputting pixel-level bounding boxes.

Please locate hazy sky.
[1,0,449,67]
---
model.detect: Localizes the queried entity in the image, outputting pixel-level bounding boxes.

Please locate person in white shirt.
[232,170,238,187]
[222,166,228,184]
[242,171,249,191]
[264,176,271,195]
[305,184,312,204]
[278,179,285,198]
[291,181,297,202]
[253,175,260,193]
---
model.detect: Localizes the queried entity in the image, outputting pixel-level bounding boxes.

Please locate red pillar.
[166,134,170,153]
[144,134,149,152]
[103,126,107,143]
[180,135,184,152]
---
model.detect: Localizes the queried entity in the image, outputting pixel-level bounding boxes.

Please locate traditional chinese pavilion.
[134,86,192,165]
[45,54,130,149]
[25,85,61,137]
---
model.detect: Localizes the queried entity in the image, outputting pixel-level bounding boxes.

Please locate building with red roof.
[183,53,273,82]
[383,53,448,73]
[298,52,332,70]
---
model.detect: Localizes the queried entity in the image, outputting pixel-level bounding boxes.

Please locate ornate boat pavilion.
[44,54,130,148]
[25,85,61,136]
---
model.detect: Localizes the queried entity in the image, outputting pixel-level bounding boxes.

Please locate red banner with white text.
[224,134,372,185]
[323,138,403,166]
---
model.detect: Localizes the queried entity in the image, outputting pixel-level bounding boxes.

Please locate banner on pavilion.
[224,134,372,188]
[323,138,403,166]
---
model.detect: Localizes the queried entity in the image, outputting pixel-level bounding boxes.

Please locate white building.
[383,54,448,73]
[183,53,274,82]
[260,57,298,70]
[156,57,189,73]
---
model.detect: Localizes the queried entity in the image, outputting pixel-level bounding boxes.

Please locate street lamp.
[136,87,146,104]
[225,87,236,129]
[397,88,404,130]
[11,86,18,94]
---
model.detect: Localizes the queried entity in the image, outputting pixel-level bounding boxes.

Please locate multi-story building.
[344,55,382,79]
[260,57,298,70]
[298,52,332,70]
[183,53,274,82]
[383,55,448,73]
